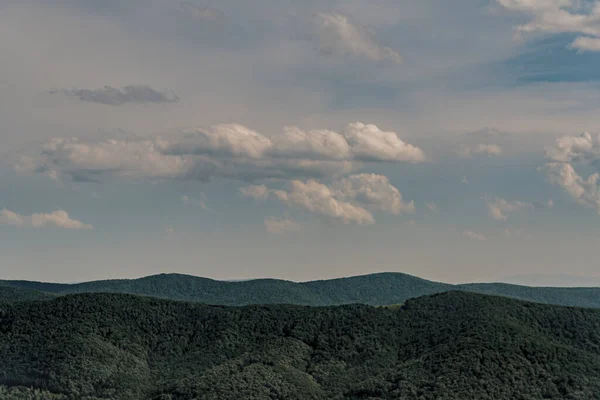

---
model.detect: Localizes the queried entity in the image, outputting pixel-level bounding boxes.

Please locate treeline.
[1,291,600,399]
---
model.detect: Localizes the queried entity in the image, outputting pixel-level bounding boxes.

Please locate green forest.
[1,291,600,399]
[2,272,600,308]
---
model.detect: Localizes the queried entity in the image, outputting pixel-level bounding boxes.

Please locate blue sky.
[2,0,600,284]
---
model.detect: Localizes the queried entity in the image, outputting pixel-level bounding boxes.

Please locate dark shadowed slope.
[1,292,600,399]
[0,286,55,303]
[1,272,600,307]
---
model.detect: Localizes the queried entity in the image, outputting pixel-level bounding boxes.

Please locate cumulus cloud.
[268,174,413,224]
[264,216,303,235]
[21,122,424,183]
[312,13,403,63]
[332,173,415,215]
[0,209,92,230]
[485,197,534,221]
[463,230,487,241]
[52,85,180,105]
[459,144,503,157]
[273,180,375,224]
[497,0,600,52]
[543,132,600,212]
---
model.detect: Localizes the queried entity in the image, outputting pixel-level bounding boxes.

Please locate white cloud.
[273,179,375,224]
[497,0,600,51]
[342,123,425,162]
[239,185,270,201]
[22,122,424,183]
[571,36,600,52]
[463,230,487,241]
[333,173,415,215]
[543,132,600,212]
[485,197,534,221]
[0,209,92,230]
[313,13,403,63]
[264,217,303,235]
[268,173,413,224]
[459,144,503,157]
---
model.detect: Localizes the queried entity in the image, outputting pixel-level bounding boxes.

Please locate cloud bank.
[19,122,424,183]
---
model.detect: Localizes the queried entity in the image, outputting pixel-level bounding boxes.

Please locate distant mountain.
[1,292,599,399]
[0,286,55,303]
[1,272,600,308]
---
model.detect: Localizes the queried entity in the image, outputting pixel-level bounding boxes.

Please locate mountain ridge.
[1,271,600,308]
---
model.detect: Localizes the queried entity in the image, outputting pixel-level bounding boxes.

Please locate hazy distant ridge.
[2,272,600,308]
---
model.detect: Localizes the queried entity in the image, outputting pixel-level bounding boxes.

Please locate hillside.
[2,272,600,308]
[0,286,55,303]
[1,292,600,399]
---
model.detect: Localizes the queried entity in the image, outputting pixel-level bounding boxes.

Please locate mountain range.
[1,272,600,308]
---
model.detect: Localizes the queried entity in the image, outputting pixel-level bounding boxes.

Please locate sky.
[2,0,600,284]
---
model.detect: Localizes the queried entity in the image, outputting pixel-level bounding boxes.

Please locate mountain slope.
[1,292,599,399]
[1,272,600,308]
[0,286,55,303]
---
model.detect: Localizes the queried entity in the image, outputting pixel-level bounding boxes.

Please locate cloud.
[273,180,375,224]
[240,185,270,201]
[264,217,303,235]
[463,230,487,241]
[312,13,403,63]
[52,85,180,105]
[22,122,424,183]
[341,123,425,162]
[459,144,503,157]
[497,0,600,52]
[426,202,438,213]
[268,173,414,224]
[332,173,415,215]
[461,176,469,185]
[543,132,600,212]
[182,195,208,209]
[0,209,92,230]
[570,36,600,52]
[485,197,534,221]
[180,2,225,22]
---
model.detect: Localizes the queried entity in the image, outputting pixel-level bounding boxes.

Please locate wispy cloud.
[0,209,92,230]
[463,230,487,241]
[485,197,534,221]
[264,216,303,235]
[497,0,600,52]
[312,13,403,63]
[51,85,180,105]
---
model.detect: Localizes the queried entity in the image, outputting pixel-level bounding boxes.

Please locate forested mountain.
[2,272,600,308]
[0,286,55,303]
[1,292,600,399]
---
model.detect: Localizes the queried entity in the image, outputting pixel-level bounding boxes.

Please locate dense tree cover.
[1,292,600,399]
[2,272,600,308]
[0,286,55,303]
